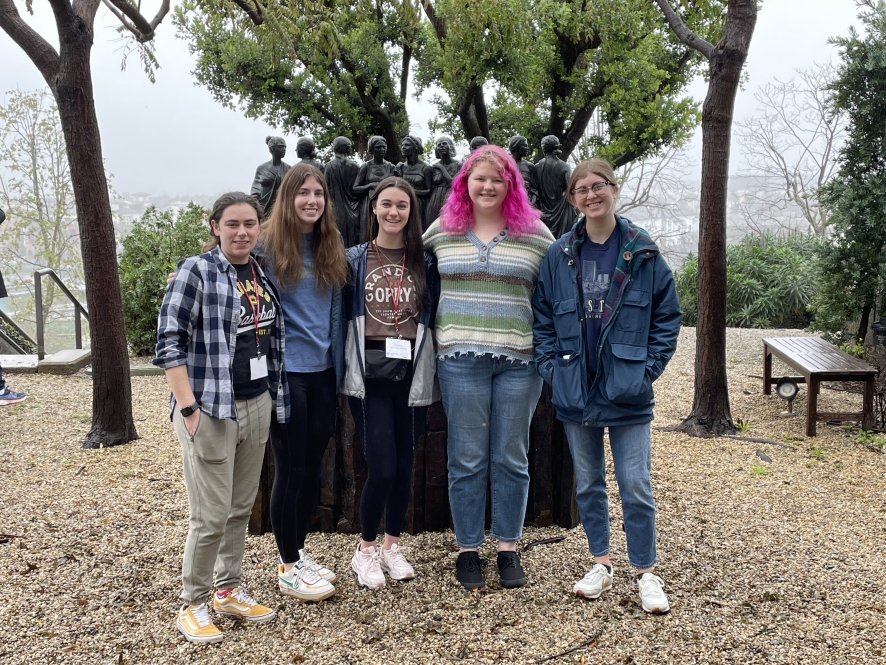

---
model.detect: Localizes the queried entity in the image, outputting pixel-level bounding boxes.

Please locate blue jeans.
[437,355,543,548]
[563,421,657,568]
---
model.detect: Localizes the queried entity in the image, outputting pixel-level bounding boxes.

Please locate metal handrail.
[0,309,36,347]
[0,326,29,354]
[34,269,90,360]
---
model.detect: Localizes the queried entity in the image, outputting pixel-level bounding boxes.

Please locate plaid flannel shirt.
[153,246,290,424]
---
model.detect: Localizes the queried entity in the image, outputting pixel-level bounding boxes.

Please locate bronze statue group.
[155,135,681,644]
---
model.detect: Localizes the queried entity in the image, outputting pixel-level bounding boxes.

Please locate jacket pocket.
[615,290,649,332]
[553,298,580,340]
[551,354,585,412]
[604,343,652,405]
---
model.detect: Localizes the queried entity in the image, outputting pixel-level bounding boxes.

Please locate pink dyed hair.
[439,144,541,236]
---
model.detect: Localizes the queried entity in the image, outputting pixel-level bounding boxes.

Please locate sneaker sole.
[0,397,26,406]
[500,576,527,589]
[175,621,224,644]
[574,582,611,600]
[641,602,670,614]
[213,607,277,623]
[278,584,337,602]
[457,578,485,591]
[351,569,386,590]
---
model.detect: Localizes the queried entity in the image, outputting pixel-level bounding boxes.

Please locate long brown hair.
[261,164,347,289]
[203,192,263,252]
[367,176,429,313]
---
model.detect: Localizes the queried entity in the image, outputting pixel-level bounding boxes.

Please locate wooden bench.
[763,336,876,436]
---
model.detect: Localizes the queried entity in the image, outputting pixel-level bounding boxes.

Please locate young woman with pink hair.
[423,144,555,591]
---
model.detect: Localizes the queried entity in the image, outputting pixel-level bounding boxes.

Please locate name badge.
[385,338,412,360]
[250,355,268,380]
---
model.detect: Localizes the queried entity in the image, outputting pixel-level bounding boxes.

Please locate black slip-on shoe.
[497,551,527,588]
[455,551,485,591]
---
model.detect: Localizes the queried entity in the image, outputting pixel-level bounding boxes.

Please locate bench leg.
[763,345,772,395]
[806,376,819,437]
[863,377,874,431]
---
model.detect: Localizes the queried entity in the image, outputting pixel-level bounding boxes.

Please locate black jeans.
[0,363,5,391]
[269,368,337,563]
[349,371,427,543]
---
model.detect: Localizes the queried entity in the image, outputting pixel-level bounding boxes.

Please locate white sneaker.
[637,573,670,613]
[299,548,337,583]
[573,563,613,599]
[351,544,386,590]
[278,561,336,601]
[379,543,415,580]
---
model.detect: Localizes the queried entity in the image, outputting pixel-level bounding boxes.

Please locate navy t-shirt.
[580,227,620,374]
[232,261,275,400]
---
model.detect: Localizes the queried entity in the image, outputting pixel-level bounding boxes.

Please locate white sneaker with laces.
[379,543,415,580]
[573,563,613,599]
[278,560,336,601]
[299,548,337,583]
[636,573,670,614]
[351,544,386,589]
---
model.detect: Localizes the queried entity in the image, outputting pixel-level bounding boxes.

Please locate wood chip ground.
[1,327,883,664]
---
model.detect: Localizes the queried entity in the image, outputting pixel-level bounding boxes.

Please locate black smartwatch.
[180,402,200,417]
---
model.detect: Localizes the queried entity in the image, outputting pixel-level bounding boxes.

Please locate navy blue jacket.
[532,216,681,426]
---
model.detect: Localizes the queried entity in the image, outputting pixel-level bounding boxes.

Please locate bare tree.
[736,62,845,236]
[654,0,757,437]
[0,0,261,448]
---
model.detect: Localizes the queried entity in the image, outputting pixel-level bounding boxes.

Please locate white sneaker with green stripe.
[278,560,336,601]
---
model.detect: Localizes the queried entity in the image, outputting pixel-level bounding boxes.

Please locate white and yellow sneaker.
[212,587,276,622]
[175,603,223,643]
[278,560,336,601]
[299,548,337,583]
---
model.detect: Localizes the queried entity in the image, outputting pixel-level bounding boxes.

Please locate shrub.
[675,231,821,328]
[118,204,209,356]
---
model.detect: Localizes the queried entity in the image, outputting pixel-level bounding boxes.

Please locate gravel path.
[1,327,884,664]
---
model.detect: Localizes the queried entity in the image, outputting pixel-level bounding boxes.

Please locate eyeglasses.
[571,181,615,197]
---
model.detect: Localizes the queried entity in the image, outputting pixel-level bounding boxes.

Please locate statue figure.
[508,134,539,204]
[394,135,434,229]
[324,137,361,247]
[353,136,396,243]
[250,136,290,216]
[469,136,489,151]
[535,135,574,237]
[425,136,462,230]
[296,137,324,170]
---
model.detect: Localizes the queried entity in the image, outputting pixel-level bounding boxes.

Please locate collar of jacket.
[560,215,657,260]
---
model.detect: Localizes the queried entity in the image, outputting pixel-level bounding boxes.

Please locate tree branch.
[102,0,170,42]
[0,0,61,86]
[229,0,263,26]
[653,0,714,59]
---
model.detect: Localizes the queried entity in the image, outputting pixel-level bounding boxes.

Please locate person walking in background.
[341,177,440,590]
[423,145,554,591]
[258,164,347,601]
[532,158,681,614]
[0,206,28,406]
[155,192,288,643]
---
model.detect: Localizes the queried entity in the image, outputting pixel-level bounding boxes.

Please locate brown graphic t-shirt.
[364,245,419,341]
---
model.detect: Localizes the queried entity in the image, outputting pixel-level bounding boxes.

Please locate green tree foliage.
[0,89,82,327]
[676,232,821,329]
[176,0,720,163]
[118,204,209,356]
[810,1,886,344]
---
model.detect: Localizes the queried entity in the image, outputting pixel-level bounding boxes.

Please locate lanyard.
[372,241,406,336]
[236,259,263,357]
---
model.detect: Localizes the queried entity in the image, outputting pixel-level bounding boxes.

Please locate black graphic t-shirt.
[580,227,620,374]
[364,246,419,341]
[232,261,276,400]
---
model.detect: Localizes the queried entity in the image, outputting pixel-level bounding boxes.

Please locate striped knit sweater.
[423,220,555,362]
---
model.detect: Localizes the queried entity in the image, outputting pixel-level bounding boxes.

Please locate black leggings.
[270,368,336,563]
[349,375,427,543]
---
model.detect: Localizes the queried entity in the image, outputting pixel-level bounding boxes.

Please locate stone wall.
[249,384,579,536]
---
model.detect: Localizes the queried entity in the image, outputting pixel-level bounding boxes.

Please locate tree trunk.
[54,20,137,448]
[676,1,756,438]
[857,303,872,345]
[457,83,489,141]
